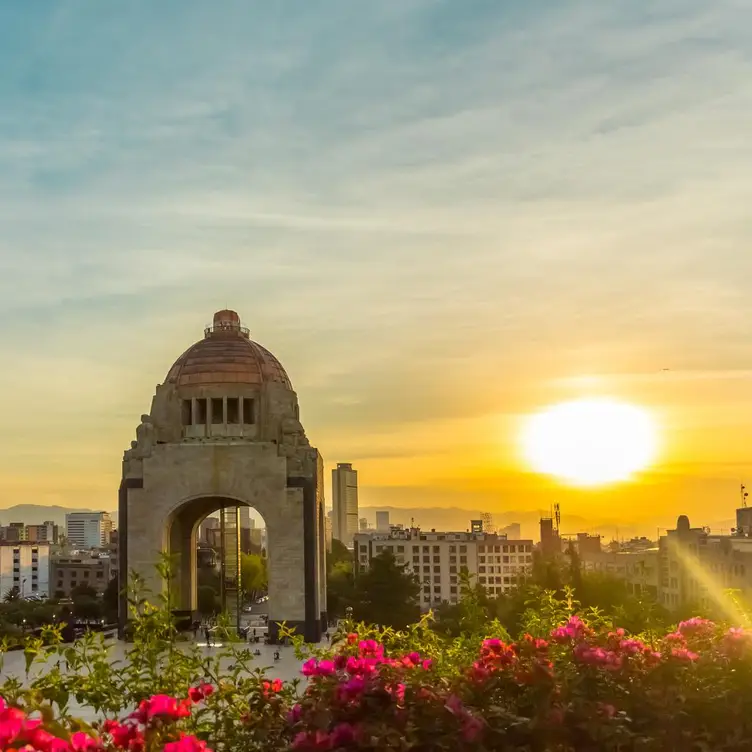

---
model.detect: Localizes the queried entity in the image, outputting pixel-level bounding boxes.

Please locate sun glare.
[520,398,658,487]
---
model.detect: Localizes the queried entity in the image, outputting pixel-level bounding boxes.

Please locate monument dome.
[165,310,292,389]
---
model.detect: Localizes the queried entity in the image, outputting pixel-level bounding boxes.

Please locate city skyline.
[1,2,751,527]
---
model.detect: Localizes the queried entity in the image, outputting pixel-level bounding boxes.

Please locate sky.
[1,0,751,536]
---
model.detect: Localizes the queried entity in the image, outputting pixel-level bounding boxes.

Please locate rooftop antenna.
[741,483,748,508]
[554,503,561,532]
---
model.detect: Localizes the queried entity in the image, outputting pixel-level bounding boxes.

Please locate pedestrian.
[204,626,212,646]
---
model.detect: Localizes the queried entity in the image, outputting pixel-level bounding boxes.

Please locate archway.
[167,496,271,631]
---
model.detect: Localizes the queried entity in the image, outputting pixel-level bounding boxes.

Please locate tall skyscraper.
[376,511,390,532]
[332,463,358,546]
[65,512,112,549]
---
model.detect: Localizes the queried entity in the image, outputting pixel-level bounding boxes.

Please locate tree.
[352,551,420,630]
[327,561,356,618]
[240,553,267,602]
[198,586,219,615]
[103,577,119,618]
[72,596,102,621]
[71,583,98,599]
[3,586,20,603]
[327,539,352,573]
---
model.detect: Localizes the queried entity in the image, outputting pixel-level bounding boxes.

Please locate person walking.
[204,625,212,647]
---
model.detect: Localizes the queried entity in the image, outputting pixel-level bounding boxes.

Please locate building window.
[449,546,456,553]
[57,580,63,587]
[449,566,457,574]
[479,576,487,584]
[433,556,440,564]
[423,546,429,553]
[96,571,103,578]
[479,566,486,573]
[479,556,486,563]
[423,566,430,574]
[450,586,457,594]
[478,545,485,553]
[460,556,467,564]
[397,546,405,553]
[226,397,240,424]
[433,576,441,584]
[196,399,208,424]
[460,546,467,553]
[423,556,430,563]
[433,586,441,593]
[449,556,456,564]
[433,546,440,553]
[211,398,224,424]
[242,398,255,424]
[181,400,192,426]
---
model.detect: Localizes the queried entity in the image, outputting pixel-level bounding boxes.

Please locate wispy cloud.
[0,1,750,514]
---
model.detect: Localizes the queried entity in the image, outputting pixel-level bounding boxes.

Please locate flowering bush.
[3,586,752,751]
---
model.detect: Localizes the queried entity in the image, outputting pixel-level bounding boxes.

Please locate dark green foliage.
[351,550,420,630]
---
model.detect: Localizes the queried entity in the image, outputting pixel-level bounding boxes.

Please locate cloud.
[0,1,751,515]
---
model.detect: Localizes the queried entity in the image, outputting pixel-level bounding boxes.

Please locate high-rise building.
[0,542,50,599]
[376,511,390,532]
[65,512,113,549]
[332,463,358,546]
[0,523,26,542]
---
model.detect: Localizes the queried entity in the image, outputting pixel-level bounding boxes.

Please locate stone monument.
[118,310,326,642]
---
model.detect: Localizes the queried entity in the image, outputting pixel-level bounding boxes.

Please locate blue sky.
[1,1,751,529]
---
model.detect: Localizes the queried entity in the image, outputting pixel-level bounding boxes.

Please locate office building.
[0,523,26,542]
[354,525,533,610]
[324,515,333,552]
[51,554,111,597]
[65,512,113,549]
[376,511,390,532]
[26,521,59,544]
[332,463,358,546]
[0,542,50,599]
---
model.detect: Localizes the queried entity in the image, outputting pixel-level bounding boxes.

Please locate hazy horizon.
[1,2,751,528]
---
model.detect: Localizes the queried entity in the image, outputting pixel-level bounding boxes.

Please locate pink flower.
[551,615,588,643]
[287,704,302,724]
[678,617,715,637]
[462,716,484,742]
[665,631,685,644]
[358,639,383,658]
[619,639,647,656]
[70,731,102,751]
[164,733,211,752]
[302,658,336,678]
[337,675,367,702]
[330,723,357,746]
[346,632,358,645]
[422,659,433,670]
[671,647,699,662]
[0,706,26,747]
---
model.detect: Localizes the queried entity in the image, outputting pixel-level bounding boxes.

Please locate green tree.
[327,561,356,618]
[198,585,219,615]
[3,586,20,603]
[71,583,98,599]
[240,553,268,602]
[327,539,352,573]
[103,576,119,618]
[352,550,420,630]
[72,596,102,621]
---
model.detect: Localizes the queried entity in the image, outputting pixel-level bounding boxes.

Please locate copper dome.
[166,310,292,389]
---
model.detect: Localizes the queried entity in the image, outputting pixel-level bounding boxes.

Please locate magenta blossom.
[678,617,716,637]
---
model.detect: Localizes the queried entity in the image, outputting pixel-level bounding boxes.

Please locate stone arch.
[119,310,326,643]
[166,495,280,624]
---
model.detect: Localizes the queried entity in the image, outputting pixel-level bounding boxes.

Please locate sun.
[520,398,658,486]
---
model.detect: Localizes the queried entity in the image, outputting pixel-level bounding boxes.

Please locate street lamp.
[345,606,353,622]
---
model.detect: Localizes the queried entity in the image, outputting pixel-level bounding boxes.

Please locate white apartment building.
[332,463,359,546]
[354,527,534,610]
[65,511,113,549]
[0,541,51,599]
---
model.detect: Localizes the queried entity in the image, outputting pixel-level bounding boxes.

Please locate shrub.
[3,578,752,751]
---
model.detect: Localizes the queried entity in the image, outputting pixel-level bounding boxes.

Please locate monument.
[118,310,326,642]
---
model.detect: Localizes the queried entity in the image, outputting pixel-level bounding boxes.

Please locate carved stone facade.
[119,310,326,642]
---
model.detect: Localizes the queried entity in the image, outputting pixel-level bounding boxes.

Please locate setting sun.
[520,398,658,487]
